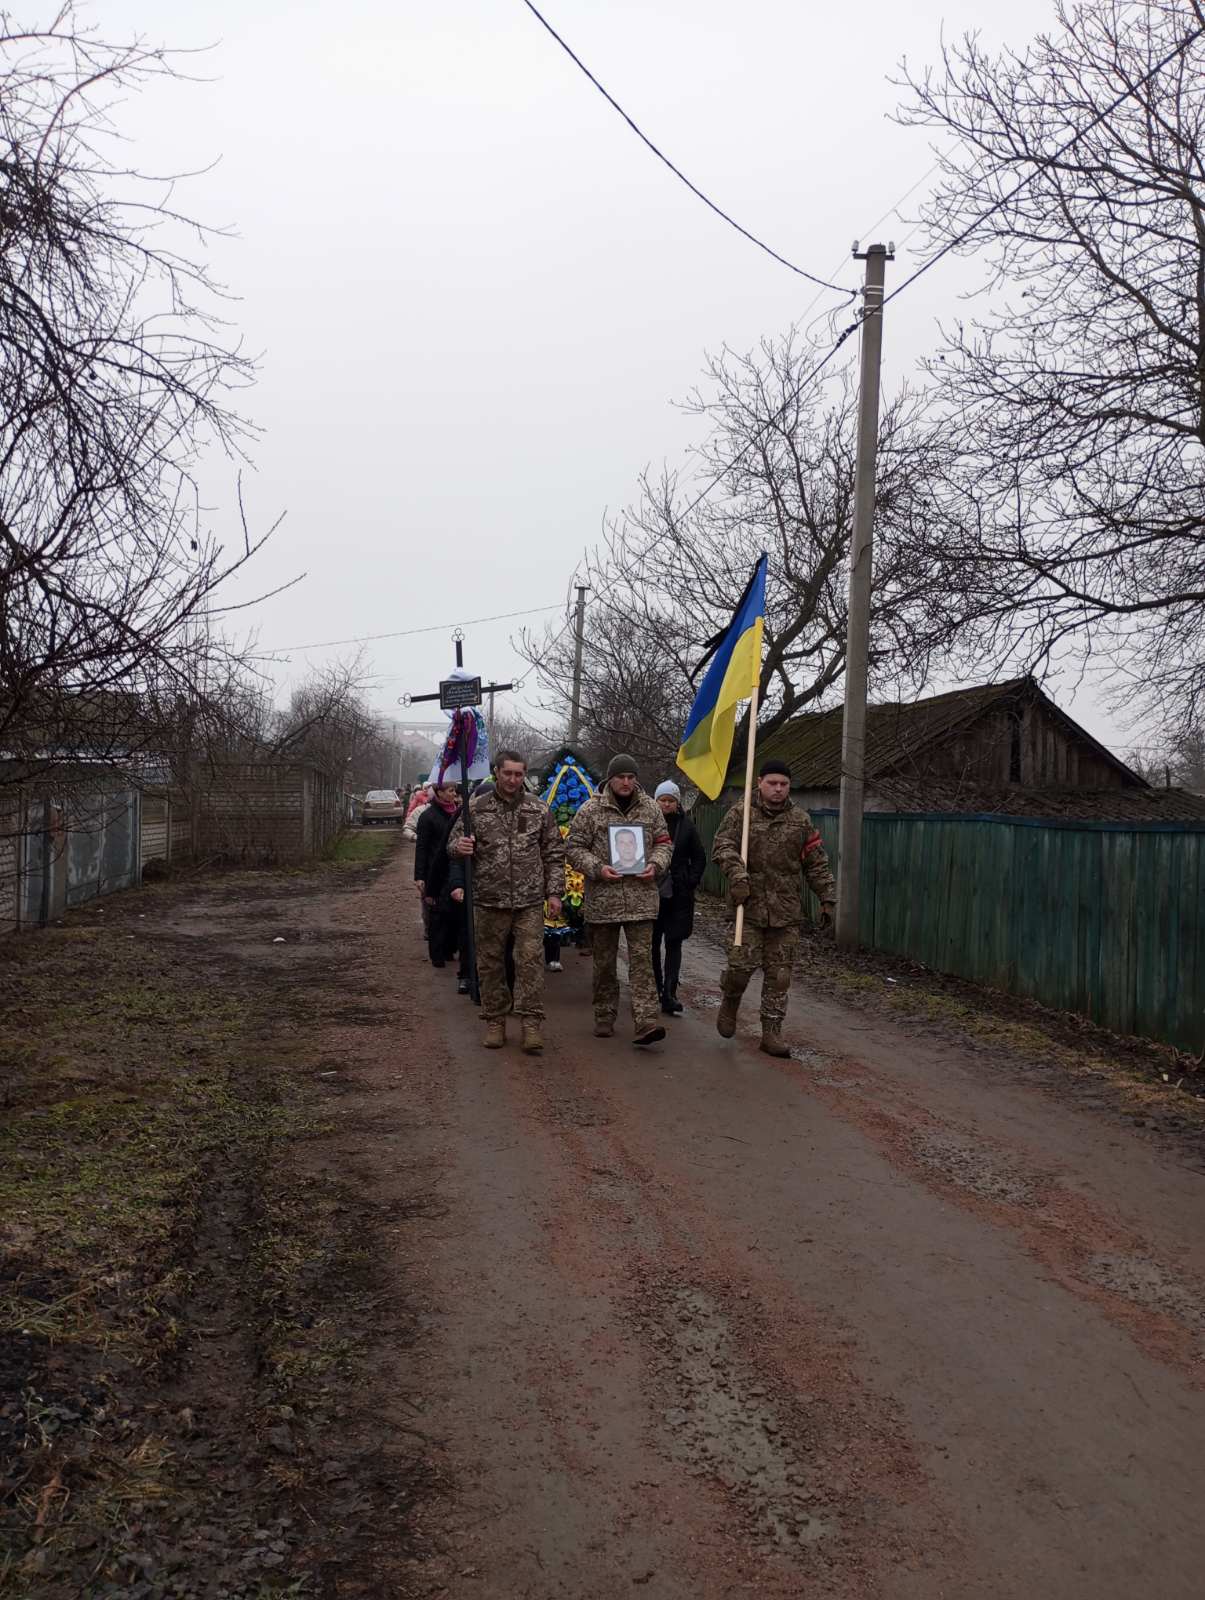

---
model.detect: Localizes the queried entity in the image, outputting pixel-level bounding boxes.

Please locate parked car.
[361,789,406,825]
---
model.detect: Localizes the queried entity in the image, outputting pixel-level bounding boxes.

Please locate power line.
[521,315,863,691]
[519,0,854,299]
[261,603,563,657]
[523,24,1205,705]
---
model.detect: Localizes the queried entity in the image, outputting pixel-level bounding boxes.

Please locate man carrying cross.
[449,749,565,1054]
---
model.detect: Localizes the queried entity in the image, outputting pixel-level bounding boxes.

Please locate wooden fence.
[692,801,1205,1054]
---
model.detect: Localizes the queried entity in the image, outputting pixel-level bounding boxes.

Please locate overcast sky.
[101,0,1130,748]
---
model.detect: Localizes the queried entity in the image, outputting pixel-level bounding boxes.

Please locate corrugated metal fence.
[692,800,1205,1054]
[0,788,143,932]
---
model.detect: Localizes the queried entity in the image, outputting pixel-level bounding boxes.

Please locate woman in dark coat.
[414,780,470,992]
[651,781,707,1016]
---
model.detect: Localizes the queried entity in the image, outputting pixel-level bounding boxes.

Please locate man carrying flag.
[675,554,837,1056]
[711,760,836,1056]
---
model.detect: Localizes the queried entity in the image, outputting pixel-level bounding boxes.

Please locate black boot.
[666,985,684,1016]
[660,989,676,1016]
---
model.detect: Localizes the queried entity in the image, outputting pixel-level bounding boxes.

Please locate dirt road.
[6,833,1203,1598]
[295,840,1205,1599]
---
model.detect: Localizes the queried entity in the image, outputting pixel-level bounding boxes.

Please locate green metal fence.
[691,800,1205,1053]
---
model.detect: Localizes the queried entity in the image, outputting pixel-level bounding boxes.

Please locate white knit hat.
[655,780,681,801]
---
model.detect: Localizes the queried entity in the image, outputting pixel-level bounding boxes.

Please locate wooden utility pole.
[568,584,588,745]
[836,242,893,949]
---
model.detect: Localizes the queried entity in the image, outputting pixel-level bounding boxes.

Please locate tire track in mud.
[500,1050,945,1599]
[764,1034,1205,1378]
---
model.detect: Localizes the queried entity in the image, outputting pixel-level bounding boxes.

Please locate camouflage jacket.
[566,785,673,925]
[711,798,836,928]
[447,789,564,909]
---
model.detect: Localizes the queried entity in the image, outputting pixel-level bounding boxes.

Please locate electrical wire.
[519,314,863,691]
[520,22,1205,711]
[519,0,854,298]
[261,602,564,657]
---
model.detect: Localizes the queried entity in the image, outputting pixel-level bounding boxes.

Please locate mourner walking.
[711,758,837,1057]
[414,780,467,982]
[566,754,673,1047]
[651,780,707,1016]
[449,750,564,1054]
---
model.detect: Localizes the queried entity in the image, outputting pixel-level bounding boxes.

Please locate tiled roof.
[744,678,1141,789]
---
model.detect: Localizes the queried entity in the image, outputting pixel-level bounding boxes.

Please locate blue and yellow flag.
[676,555,767,799]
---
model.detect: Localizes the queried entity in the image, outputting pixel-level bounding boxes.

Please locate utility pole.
[836,241,893,949]
[568,584,588,745]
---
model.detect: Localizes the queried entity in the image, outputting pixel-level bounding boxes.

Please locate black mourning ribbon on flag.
[687,555,766,687]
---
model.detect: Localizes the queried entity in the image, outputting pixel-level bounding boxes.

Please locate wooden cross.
[403,630,519,1004]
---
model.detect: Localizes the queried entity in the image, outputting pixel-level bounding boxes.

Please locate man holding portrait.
[566,754,673,1047]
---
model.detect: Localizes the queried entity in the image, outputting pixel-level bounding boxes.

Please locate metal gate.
[65,791,140,907]
[19,789,141,924]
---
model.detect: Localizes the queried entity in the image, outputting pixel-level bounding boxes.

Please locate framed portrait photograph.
[608,824,647,876]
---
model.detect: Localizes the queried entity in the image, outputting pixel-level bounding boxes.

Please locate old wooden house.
[741,677,1205,821]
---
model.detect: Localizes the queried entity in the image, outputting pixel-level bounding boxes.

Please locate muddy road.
[6,832,1203,1599]
[306,840,1205,1598]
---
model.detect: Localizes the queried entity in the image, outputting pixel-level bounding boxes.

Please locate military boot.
[483,1019,506,1049]
[521,1019,543,1056]
[759,1024,791,1058]
[716,993,740,1038]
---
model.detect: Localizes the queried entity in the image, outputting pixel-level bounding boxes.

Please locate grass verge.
[0,860,419,1598]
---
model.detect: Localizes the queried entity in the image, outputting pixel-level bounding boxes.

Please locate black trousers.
[651,923,683,997]
[430,900,469,979]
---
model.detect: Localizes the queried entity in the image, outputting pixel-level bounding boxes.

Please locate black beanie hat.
[607,753,638,779]
[759,758,791,779]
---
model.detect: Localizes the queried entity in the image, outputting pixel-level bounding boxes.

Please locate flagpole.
[733,673,761,948]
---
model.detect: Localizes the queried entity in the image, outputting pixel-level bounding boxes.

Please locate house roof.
[743,678,1145,790]
[873,778,1205,823]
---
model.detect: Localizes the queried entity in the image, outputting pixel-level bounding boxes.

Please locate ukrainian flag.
[676,554,767,799]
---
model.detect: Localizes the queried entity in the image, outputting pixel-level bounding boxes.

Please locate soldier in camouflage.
[566,754,673,1047]
[711,758,837,1057]
[449,749,565,1054]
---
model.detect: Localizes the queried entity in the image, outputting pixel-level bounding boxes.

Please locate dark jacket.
[654,810,707,941]
[415,801,460,901]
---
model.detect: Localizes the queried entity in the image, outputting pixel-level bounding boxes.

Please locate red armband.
[654,832,671,846]
[802,831,823,856]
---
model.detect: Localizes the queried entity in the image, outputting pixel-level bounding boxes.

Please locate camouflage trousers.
[476,904,545,1022]
[721,924,800,1026]
[589,920,660,1033]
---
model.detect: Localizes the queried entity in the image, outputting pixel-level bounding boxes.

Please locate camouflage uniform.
[475,904,545,1022]
[448,790,564,1022]
[566,785,672,1032]
[711,798,836,1027]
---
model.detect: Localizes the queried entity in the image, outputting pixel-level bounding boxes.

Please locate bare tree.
[1129,725,1205,788]
[271,661,396,794]
[521,331,953,777]
[0,7,283,795]
[897,0,1205,737]
[488,708,557,773]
